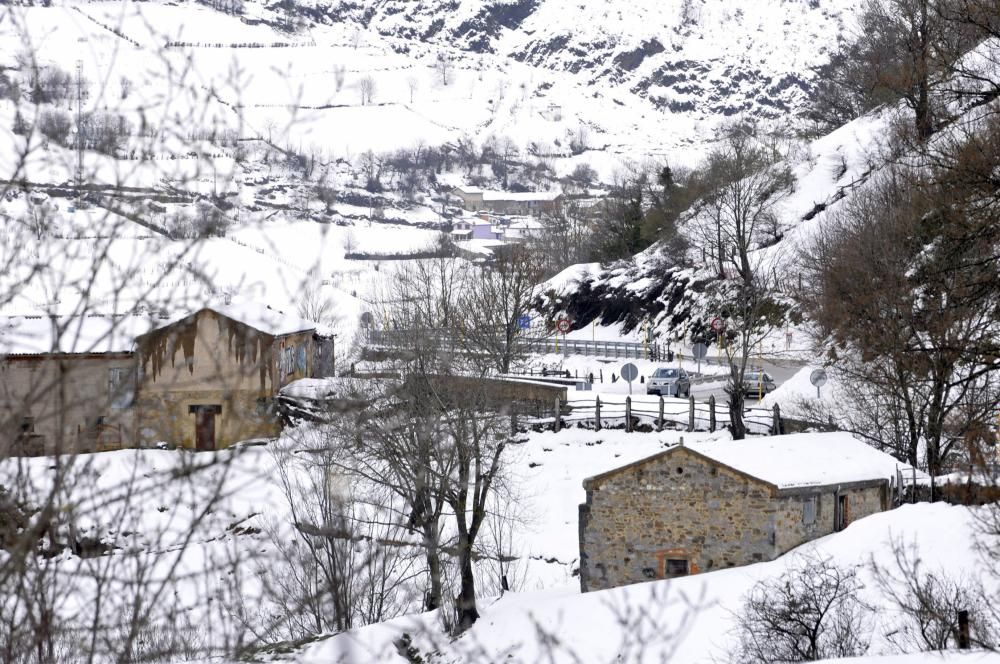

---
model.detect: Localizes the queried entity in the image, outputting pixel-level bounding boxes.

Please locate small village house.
[450,186,563,216]
[134,303,317,450]
[578,432,914,592]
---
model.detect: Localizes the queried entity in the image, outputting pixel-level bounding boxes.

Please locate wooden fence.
[521,394,783,436]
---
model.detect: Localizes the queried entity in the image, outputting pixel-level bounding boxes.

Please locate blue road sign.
[517,315,531,330]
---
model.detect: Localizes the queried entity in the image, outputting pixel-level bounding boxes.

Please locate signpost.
[691,342,708,374]
[517,314,531,331]
[809,368,828,399]
[621,362,638,395]
[556,318,571,357]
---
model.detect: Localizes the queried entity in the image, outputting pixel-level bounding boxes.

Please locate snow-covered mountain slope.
[298,0,861,120]
[538,37,1000,345]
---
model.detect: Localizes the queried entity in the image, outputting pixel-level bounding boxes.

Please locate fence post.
[772,403,781,435]
[626,396,632,433]
[554,398,561,433]
[510,408,517,435]
[595,395,602,431]
[658,396,664,432]
[688,395,695,432]
[709,395,716,432]
[599,369,603,383]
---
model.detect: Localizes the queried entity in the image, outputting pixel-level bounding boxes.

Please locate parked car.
[742,370,777,397]
[647,367,691,397]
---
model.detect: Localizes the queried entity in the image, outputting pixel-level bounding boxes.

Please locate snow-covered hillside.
[289,0,861,121]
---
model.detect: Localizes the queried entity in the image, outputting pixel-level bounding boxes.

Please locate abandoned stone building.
[134,303,318,450]
[1,302,326,455]
[578,432,913,592]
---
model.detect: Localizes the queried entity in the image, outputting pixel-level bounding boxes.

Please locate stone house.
[1,302,322,455]
[578,432,913,592]
[450,186,563,215]
[134,303,316,450]
[0,315,146,456]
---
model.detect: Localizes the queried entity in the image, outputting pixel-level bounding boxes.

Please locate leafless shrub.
[731,552,872,662]
[873,538,999,652]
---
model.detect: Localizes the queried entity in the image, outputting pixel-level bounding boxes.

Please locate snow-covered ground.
[297,500,998,663]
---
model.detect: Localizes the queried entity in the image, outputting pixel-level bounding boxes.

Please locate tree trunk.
[455,530,479,632]
[422,523,443,611]
[729,390,747,440]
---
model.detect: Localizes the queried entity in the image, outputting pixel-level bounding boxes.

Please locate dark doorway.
[835,494,849,532]
[189,405,222,451]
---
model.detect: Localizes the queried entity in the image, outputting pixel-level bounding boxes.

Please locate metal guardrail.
[367,328,764,367]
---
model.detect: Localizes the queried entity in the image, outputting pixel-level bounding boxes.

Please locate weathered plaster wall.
[0,354,136,455]
[135,311,312,449]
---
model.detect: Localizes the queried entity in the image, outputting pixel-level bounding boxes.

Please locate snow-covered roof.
[145,302,317,338]
[588,432,917,491]
[482,191,562,202]
[452,186,484,195]
[0,315,149,355]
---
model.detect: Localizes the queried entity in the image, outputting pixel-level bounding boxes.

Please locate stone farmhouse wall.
[579,446,888,592]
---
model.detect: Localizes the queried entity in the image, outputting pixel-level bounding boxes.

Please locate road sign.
[517,314,531,330]
[691,342,708,375]
[711,317,724,332]
[810,368,828,399]
[556,318,572,334]
[621,362,638,394]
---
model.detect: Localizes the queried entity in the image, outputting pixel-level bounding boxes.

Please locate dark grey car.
[647,367,691,397]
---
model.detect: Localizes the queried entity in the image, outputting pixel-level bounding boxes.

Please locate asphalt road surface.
[691,358,807,403]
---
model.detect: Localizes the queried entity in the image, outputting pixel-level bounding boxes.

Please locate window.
[108,367,136,409]
[665,559,689,577]
[802,497,817,525]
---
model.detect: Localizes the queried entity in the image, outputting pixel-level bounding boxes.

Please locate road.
[691,357,807,403]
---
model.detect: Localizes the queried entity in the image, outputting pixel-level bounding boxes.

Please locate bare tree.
[799,135,1000,479]
[873,538,999,652]
[731,553,872,662]
[359,74,377,106]
[406,75,419,104]
[433,54,453,87]
[458,244,544,375]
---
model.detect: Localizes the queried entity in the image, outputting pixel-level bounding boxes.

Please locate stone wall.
[773,484,886,554]
[579,447,777,592]
[579,447,889,593]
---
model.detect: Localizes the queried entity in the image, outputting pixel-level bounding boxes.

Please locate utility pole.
[75,60,84,202]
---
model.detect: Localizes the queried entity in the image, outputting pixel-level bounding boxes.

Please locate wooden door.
[189,405,222,451]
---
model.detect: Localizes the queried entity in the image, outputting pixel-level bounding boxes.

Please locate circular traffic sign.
[691,342,709,360]
[556,318,572,333]
[711,317,724,332]
[809,369,828,388]
[621,363,638,382]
